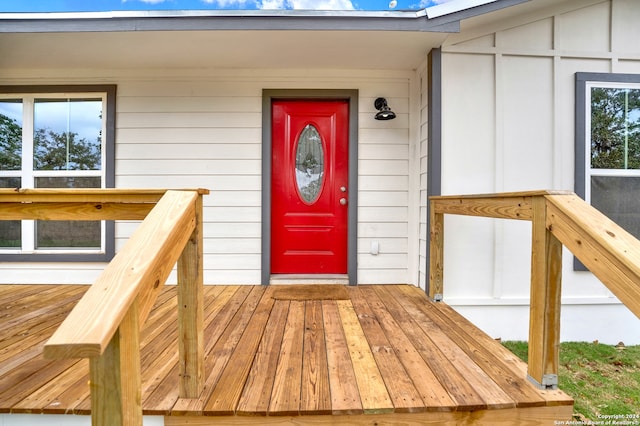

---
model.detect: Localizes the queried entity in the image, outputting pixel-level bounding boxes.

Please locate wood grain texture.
[300,301,331,415]
[546,194,640,319]
[0,284,573,420]
[528,196,563,388]
[177,192,205,398]
[336,300,394,414]
[44,190,198,359]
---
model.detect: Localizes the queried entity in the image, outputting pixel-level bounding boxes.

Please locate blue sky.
[0,0,452,13]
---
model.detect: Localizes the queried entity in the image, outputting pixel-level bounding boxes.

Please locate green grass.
[503,341,640,422]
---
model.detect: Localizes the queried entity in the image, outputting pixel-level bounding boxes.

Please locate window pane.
[591,87,640,169]
[295,124,324,204]
[0,177,22,248]
[591,175,640,240]
[33,98,102,171]
[0,100,22,171]
[35,177,101,249]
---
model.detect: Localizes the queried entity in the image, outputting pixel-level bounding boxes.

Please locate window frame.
[0,84,116,262]
[575,72,640,270]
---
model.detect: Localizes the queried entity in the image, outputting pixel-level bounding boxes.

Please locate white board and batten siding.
[0,69,421,287]
[438,0,640,344]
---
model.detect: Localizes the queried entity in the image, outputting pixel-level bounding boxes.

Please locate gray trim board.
[0,84,117,263]
[426,48,442,296]
[262,89,359,286]
[574,72,640,271]
[574,72,640,200]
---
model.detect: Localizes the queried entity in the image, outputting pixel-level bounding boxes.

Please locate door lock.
[340,198,348,205]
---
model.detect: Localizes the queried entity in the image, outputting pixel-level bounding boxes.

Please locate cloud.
[413,0,454,7]
[258,0,355,10]
[201,0,254,6]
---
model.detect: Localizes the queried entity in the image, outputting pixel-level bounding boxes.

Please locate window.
[575,73,640,268]
[0,85,116,261]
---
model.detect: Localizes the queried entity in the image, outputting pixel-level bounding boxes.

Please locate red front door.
[271,100,349,274]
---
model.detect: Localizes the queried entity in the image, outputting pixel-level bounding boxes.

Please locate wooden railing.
[430,190,640,390]
[0,188,209,425]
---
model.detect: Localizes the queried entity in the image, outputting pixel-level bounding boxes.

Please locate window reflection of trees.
[0,99,104,250]
[295,124,324,204]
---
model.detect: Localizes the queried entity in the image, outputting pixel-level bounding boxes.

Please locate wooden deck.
[0,284,573,425]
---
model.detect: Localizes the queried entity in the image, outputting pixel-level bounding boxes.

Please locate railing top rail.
[0,188,209,203]
[430,190,573,201]
[429,190,640,320]
[43,190,200,359]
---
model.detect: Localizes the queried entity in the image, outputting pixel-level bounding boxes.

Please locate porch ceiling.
[1,30,449,71]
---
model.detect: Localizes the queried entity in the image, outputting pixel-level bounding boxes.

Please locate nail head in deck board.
[336,300,394,414]
[358,286,456,411]
[346,286,425,413]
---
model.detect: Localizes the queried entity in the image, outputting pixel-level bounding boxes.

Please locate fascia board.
[0,12,460,33]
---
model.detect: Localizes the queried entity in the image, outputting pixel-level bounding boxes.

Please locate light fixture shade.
[374,97,396,120]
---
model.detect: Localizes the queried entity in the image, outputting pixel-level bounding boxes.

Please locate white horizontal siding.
[1,68,417,286]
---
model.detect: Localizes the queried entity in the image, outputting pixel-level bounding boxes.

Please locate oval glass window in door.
[295,124,324,204]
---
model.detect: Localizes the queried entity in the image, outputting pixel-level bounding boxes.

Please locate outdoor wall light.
[374,97,396,121]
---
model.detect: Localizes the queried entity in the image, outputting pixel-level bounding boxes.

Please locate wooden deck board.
[0,284,573,423]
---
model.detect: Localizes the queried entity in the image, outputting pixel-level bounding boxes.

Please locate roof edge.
[0,1,527,34]
[426,0,530,21]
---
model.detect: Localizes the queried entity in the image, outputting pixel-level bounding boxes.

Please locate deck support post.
[429,205,444,301]
[527,196,562,390]
[177,193,205,397]
[89,301,142,426]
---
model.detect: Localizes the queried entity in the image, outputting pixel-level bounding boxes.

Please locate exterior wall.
[438,0,640,343]
[0,68,421,286]
[417,58,430,291]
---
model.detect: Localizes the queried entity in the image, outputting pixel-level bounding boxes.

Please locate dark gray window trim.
[0,84,116,262]
[261,89,358,286]
[574,72,640,270]
[426,48,442,296]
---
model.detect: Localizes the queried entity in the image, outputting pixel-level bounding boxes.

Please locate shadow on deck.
[0,284,573,425]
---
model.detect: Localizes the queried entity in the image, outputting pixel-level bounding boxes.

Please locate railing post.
[429,201,444,301]
[89,301,142,426]
[177,192,205,397]
[528,196,562,389]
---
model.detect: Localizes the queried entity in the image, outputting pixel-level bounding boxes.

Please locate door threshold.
[270,274,349,285]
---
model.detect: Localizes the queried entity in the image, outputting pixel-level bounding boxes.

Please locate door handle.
[340,198,347,206]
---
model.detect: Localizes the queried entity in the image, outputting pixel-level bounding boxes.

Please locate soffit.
[0,30,449,70]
